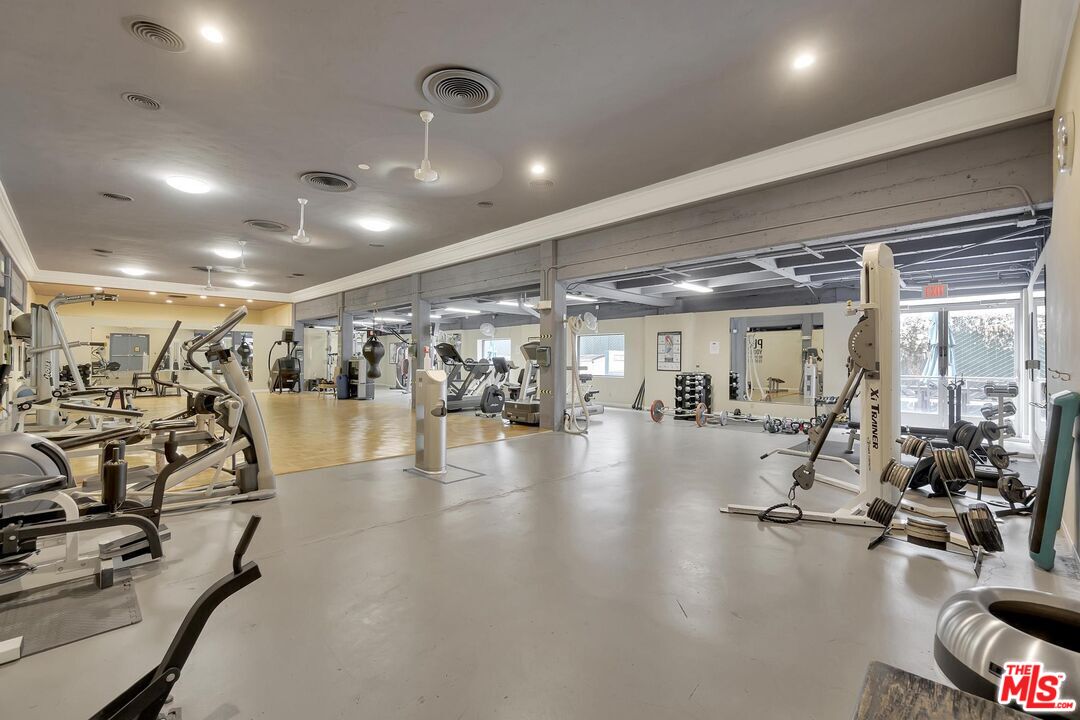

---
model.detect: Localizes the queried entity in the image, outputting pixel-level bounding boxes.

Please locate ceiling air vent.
[168,294,187,299]
[121,92,161,111]
[244,219,288,232]
[421,68,500,114]
[299,171,356,193]
[100,193,133,202]
[124,17,187,52]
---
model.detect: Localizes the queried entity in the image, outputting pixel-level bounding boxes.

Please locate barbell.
[648,399,728,426]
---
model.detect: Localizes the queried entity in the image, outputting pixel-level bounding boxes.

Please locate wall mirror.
[729,313,825,406]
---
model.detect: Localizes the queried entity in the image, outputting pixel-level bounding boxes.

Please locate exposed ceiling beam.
[572,282,675,307]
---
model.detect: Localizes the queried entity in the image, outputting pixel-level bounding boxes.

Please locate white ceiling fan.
[292,198,311,245]
[203,265,216,291]
[414,111,439,183]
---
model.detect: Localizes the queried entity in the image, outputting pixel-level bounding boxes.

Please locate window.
[578,333,625,377]
[479,338,512,360]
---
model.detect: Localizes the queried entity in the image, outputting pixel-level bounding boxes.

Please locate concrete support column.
[339,309,358,380]
[539,241,566,430]
[411,276,432,407]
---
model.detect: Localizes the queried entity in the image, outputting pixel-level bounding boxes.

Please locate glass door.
[899,311,942,428]
[898,302,1022,434]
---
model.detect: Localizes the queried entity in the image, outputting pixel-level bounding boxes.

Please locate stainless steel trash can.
[414,368,447,476]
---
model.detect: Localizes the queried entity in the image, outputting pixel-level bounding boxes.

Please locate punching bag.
[362,332,385,379]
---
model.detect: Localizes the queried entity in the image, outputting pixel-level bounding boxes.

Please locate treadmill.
[503,341,541,425]
[434,343,491,412]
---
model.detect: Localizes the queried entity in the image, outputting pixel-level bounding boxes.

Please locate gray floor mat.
[0,574,141,658]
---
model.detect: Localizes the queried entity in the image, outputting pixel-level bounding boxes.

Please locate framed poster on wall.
[656,331,682,371]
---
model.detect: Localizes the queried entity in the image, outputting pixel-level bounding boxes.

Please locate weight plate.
[649,399,666,423]
[694,403,707,428]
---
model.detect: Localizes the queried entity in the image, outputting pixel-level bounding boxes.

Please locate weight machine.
[724,243,945,528]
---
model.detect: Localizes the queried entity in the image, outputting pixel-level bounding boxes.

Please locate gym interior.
[2,3,1080,719]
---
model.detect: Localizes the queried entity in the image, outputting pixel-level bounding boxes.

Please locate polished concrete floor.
[4,409,1079,719]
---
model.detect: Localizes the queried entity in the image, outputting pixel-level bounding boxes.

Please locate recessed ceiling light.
[675,281,713,293]
[165,176,211,194]
[200,26,225,44]
[358,217,392,232]
[530,162,546,176]
[165,299,174,304]
[567,294,598,302]
[357,163,371,171]
[214,247,242,259]
[218,303,226,308]
[199,294,208,299]
[148,291,157,295]
[233,278,255,288]
[792,52,816,70]
[93,286,104,291]
[246,299,253,303]
[120,267,148,277]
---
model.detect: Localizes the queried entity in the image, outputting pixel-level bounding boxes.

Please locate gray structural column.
[539,240,567,430]
[411,275,432,407]
[339,309,356,376]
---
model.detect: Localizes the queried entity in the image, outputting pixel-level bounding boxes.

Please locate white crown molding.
[0,177,39,278]
[291,0,1076,303]
[1,1,1075,305]
[32,270,292,303]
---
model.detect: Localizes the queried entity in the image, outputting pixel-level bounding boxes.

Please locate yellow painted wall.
[1047,12,1080,549]
[36,296,291,389]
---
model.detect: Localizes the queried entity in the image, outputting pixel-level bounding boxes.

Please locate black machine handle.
[90,515,263,720]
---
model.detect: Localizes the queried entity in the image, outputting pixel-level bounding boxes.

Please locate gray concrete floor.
[2,409,1078,719]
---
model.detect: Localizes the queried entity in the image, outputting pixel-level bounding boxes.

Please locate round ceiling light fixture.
[120,266,149,277]
[792,51,816,70]
[529,162,546,176]
[357,163,371,171]
[214,247,242,259]
[358,217,392,232]
[421,68,501,114]
[200,25,225,44]
[165,175,211,194]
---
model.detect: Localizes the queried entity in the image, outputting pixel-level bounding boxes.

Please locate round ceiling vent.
[299,171,356,192]
[244,219,288,232]
[100,192,133,202]
[290,273,306,278]
[421,68,500,114]
[121,92,161,111]
[124,17,186,52]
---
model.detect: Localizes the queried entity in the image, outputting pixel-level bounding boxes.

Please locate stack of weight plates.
[906,517,950,550]
[958,503,1004,552]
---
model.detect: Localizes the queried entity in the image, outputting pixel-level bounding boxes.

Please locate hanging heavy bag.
[362,333,385,379]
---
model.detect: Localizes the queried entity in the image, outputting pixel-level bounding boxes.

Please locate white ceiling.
[0,0,1034,297]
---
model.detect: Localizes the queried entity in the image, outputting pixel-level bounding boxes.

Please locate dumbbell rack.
[674,373,711,421]
[982,382,1019,448]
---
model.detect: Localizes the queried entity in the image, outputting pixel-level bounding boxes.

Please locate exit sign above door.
[922,283,948,299]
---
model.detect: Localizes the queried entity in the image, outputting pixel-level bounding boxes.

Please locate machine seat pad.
[0,474,72,503]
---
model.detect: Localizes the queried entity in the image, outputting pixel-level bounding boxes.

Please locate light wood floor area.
[118,390,542,475]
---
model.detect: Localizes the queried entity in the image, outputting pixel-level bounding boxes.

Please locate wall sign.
[657,331,682,371]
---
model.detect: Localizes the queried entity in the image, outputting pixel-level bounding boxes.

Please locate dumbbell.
[980,401,1017,419]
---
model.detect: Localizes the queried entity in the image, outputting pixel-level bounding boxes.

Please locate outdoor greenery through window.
[578,333,625,377]
[480,338,512,360]
[898,306,1018,427]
